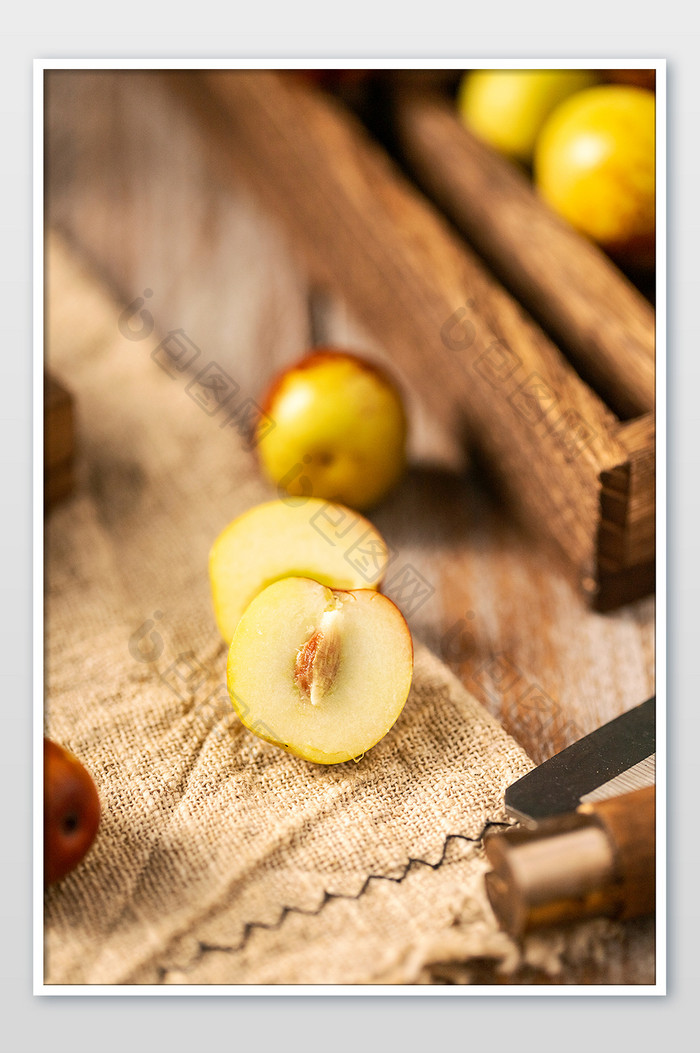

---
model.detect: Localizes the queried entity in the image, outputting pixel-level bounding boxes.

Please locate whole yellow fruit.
[457,68,598,164]
[534,85,656,266]
[255,349,407,511]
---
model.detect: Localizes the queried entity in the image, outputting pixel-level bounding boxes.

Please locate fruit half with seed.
[209,499,390,645]
[227,577,414,764]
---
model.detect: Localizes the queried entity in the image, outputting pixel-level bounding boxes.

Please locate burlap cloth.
[44,234,653,986]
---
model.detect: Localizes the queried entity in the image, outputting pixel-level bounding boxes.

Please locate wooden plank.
[588,560,655,613]
[609,414,656,569]
[591,413,655,610]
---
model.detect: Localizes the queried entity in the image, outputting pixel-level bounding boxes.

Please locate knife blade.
[505,696,655,827]
[484,698,656,938]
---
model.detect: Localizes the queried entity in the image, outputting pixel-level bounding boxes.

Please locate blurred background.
[44,68,656,767]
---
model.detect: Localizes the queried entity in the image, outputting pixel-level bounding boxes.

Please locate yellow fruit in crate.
[457,68,598,164]
[534,85,656,267]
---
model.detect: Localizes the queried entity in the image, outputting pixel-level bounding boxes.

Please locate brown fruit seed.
[294,609,342,706]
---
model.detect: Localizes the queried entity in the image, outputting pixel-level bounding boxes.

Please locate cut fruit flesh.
[227,577,414,764]
[209,499,389,644]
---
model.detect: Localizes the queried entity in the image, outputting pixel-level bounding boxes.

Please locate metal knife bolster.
[484,785,656,938]
[485,698,657,938]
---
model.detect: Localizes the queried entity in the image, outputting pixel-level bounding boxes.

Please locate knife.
[484,697,656,938]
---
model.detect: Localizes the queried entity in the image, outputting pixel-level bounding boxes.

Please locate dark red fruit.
[44,737,100,885]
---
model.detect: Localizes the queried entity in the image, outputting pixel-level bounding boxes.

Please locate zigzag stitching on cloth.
[155,820,510,982]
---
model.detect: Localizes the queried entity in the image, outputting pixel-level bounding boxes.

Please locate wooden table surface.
[44,70,656,983]
[45,69,655,766]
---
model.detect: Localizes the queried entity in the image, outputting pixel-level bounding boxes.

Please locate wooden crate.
[176,70,656,611]
[388,89,656,614]
[44,69,655,610]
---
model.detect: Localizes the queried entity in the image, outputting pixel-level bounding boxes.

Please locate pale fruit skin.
[256,350,407,511]
[209,499,389,644]
[457,69,599,164]
[227,577,414,764]
[534,85,655,266]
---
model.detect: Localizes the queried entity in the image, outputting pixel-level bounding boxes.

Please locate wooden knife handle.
[484,785,655,938]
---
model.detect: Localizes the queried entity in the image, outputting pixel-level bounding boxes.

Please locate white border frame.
[34,57,666,996]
